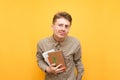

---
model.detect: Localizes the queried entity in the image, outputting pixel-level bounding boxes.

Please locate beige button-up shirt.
[36,36,84,80]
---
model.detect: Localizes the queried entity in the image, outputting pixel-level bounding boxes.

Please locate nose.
[62,26,65,31]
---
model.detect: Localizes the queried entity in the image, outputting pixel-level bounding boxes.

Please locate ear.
[51,24,54,30]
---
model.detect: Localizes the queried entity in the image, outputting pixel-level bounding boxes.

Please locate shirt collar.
[50,35,69,47]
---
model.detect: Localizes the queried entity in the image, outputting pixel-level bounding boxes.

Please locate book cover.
[48,51,66,70]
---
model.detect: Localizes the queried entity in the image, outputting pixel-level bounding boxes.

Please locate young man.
[36,12,84,80]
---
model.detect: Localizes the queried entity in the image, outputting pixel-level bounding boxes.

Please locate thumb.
[51,63,56,67]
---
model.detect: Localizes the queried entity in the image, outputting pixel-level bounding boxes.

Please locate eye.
[65,25,70,28]
[58,24,63,27]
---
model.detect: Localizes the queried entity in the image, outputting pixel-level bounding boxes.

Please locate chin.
[58,35,66,39]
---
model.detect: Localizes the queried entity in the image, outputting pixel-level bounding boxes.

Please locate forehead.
[55,18,70,25]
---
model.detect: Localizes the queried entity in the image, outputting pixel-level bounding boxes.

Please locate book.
[42,50,66,71]
[42,49,55,66]
[48,51,66,70]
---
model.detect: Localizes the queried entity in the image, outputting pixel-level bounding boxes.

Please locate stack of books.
[42,49,66,70]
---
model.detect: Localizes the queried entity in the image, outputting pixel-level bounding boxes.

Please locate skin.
[46,18,71,74]
[52,18,71,42]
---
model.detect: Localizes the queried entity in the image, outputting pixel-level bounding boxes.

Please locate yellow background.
[0,0,120,80]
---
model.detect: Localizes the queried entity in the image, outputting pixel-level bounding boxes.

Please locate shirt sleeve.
[36,42,48,72]
[73,43,84,80]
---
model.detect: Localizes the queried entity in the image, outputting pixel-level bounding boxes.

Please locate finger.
[55,68,63,72]
[51,63,56,67]
[56,67,65,71]
[59,70,64,73]
[60,66,66,71]
[55,68,64,74]
[55,64,62,69]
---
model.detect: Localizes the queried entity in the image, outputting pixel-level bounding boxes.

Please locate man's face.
[52,18,71,41]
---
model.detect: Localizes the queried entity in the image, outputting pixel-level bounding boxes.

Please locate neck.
[53,35,65,42]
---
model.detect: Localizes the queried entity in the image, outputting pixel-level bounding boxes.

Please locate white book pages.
[42,49,55,65]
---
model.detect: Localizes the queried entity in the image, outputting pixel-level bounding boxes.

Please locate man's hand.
[46,63,65,75]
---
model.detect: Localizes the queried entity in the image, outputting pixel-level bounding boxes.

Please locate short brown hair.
[52,11,72,25]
